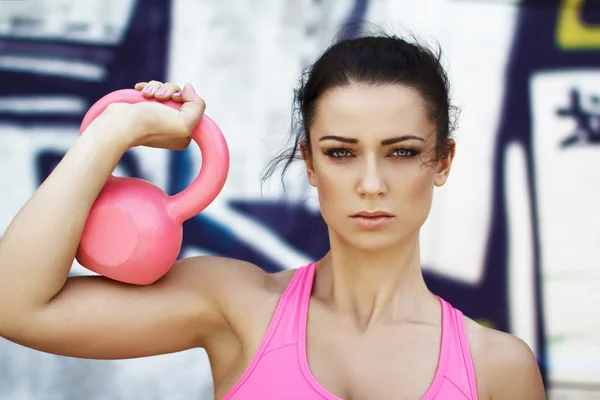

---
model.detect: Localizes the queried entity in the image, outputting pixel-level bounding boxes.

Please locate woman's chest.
[303,315,444,400]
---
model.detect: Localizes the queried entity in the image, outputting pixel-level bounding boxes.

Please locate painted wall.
[0,0,598,398]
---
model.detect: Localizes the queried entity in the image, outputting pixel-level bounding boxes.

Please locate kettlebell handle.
[80,89,230,222]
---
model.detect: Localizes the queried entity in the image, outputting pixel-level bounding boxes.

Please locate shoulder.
[172,255,297,301]
[173,255,300,325]
[464,318,546,400]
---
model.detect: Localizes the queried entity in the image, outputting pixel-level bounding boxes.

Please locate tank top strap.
[261,263,316,354]
[438,297,478,399]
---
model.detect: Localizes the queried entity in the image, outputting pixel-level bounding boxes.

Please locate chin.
[336,230,406,253]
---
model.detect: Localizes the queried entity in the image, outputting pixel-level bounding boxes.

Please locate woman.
[0,34,545,399]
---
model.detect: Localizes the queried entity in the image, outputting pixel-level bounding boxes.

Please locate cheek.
[311,160,351,220]
[393,167,436,221]
[314,167,344,201]
[403,168,435,196]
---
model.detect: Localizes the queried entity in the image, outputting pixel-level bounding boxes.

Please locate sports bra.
[223,262,478,399]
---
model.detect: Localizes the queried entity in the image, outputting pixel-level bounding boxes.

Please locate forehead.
[312,83,434,141]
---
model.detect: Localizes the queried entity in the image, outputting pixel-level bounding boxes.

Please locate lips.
[351,211,394,218]
[350,211,395,229]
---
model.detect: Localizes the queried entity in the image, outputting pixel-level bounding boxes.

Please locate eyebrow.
[318,135,425,145]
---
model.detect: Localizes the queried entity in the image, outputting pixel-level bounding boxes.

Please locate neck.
[313,232,435,330]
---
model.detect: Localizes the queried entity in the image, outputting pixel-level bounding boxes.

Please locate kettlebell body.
[76,89,229,285]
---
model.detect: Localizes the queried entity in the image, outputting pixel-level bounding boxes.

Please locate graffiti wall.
[0,0,598,398]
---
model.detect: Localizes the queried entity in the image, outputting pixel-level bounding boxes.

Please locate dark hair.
[262,30,458,189]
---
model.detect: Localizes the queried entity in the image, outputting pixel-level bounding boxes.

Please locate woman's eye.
[333,150,350,157]
[393,149,414,157]
[325,149,352,158]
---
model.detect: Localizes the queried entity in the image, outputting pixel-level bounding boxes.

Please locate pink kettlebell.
[76,89,229,285]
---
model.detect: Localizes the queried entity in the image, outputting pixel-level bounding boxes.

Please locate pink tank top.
[223,263,478,399]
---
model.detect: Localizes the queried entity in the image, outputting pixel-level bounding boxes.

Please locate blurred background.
[0,0,598,398]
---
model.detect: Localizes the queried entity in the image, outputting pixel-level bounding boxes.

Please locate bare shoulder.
[269,267,299,289]
[172,256,291,314]
[464,317,546,400]
[175,255,295,297]
[176,256,274,288]
[176,256,299,333]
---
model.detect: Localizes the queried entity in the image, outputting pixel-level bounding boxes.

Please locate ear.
[434,139,456,187]
[301,140,318,187]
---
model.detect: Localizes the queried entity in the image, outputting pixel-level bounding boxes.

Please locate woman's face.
[304,83,455,252]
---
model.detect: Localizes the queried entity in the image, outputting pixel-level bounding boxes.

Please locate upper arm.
[473,327,546,400]
[2,256,269,360]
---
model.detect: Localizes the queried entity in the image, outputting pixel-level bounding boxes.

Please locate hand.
[86,81,205,151]
[128,80,206,150]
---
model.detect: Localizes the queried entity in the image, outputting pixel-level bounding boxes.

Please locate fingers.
[134,81,184,102]
[177,83,206,132]
[133,81,205,135]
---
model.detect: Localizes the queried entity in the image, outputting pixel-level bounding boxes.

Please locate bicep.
[4,256,254,360]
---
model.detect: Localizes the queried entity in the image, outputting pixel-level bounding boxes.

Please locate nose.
[357,154,387,197]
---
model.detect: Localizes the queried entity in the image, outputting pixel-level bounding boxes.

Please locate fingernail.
[143,86,153,94]
[173,92,182,97]
[156,88,167,96]
[187,83,196,93]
